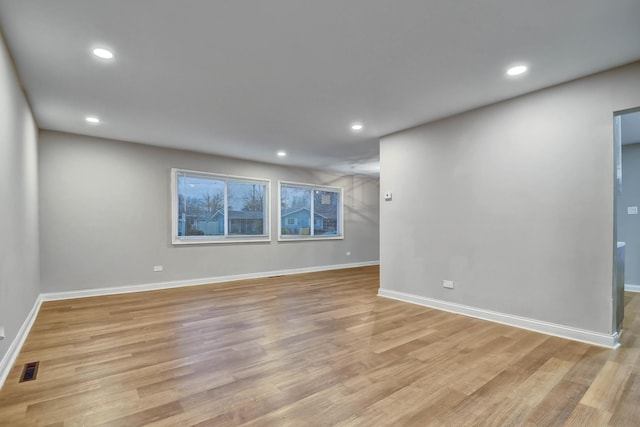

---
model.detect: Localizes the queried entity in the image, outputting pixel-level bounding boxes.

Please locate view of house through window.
[172,169,269,243]
[279,182,342,239]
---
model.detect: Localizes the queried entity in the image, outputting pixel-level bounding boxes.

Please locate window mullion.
[310,188,315,236]
[180,173,186,236]
[223,180,229,237]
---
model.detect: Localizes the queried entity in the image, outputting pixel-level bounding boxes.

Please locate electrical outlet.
[0,326,5,341]
[153,265,163,272]
[443,280,454,289]
[346,251,351,256]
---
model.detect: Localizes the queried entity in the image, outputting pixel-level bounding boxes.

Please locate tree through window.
[172,169,270,244]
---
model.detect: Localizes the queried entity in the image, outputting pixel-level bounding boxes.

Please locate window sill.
[173,236,271,245]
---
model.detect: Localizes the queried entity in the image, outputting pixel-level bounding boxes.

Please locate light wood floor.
[0,266,638,426]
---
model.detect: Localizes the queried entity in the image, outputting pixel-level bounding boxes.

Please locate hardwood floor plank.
[579,360,630,411]
[608,372,640,426]
[96,400,184,427]
[1,266,639,426]
[563,403,612,427]
[524,379,589,426]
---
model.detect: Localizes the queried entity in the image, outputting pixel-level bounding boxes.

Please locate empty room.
[1,1,640,426]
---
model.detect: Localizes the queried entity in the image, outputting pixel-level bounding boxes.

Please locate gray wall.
[619,143,640,286]
[39,131,379,292]
[380,61,640,335]
[0,34,39,361]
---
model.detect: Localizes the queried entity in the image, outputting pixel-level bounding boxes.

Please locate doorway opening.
[613,107,640,335]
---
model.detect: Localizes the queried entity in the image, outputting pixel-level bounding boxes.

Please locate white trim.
[41,261,380,302]
[625,284,640,293]
[278,179,342,193]
[171,236,271,245]
[278,235,344,242]
[0,295,43,390]
[377,288,619,349]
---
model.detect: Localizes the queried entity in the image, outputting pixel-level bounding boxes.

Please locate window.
[172,169,270,244]
[279,181,343,240]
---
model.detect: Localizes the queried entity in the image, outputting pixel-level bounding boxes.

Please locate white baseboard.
[40,260,379,302]
[625,284,640,293]
[0,295,43,390]
[378,288,619,349]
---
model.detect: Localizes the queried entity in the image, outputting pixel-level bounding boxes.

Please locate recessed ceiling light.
[277,151,287,157]
[92,48,113,59]
[506,65,528,77]
[85,116,100,124]
[351,122,364,131]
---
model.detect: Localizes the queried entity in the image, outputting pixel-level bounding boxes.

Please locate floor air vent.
[19,361,39,382]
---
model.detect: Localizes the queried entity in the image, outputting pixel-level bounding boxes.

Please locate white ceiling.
[1,1,640,175]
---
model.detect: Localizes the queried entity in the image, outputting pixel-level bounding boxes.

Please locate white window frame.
[172,168,271,244]
[278,180,344,241]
